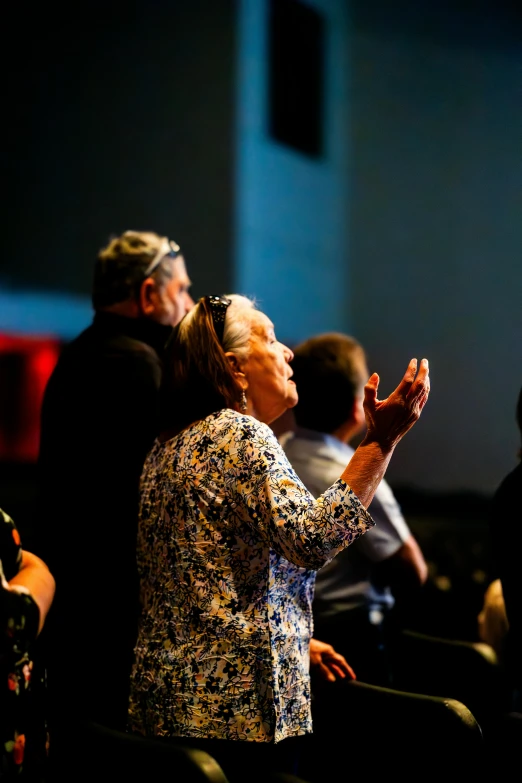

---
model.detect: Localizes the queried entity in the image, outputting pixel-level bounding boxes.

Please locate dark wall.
[349,0,522,48]
[4,0,237,299]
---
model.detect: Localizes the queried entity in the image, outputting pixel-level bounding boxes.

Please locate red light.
[0,334,62,462]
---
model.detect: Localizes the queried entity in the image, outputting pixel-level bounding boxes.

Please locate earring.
[240,390,247,413]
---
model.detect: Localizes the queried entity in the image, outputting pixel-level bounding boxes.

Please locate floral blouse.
[1,508,45,779]
[129,409,374,744]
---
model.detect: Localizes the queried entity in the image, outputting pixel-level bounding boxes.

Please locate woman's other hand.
[363,358,430,451]
[309,638,356,682]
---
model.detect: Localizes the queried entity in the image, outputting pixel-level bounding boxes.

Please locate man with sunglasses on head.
[32,231,193,773]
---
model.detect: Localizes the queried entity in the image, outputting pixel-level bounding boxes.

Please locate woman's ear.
[225,352,247,389]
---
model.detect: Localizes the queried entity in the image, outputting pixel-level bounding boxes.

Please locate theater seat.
[66,722,313,783]
[298,678,485,782]
[390,629,510,730]
[74,721,231,782]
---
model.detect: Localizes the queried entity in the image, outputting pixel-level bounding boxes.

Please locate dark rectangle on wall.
[268,0,325,157]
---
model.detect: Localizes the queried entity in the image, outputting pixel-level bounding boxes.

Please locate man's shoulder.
[104,333,162,367]
[281,430,350,496]
[282,430,352,462]
[42,330,162,414]
[54,327,161,375]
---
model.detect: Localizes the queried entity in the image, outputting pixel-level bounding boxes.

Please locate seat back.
[77,721,231,783]
[391,628,509,729]
[299,678,485,782]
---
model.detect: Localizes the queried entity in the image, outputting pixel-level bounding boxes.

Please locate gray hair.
[221,294,258,362]
[178,293,258,361]
[92,230,179,308]
[161,294,260,433]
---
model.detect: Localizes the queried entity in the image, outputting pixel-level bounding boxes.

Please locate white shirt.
[281,428,411,617]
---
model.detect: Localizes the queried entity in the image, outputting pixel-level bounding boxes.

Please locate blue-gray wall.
[349,1,522,493]
[235,0,353,341]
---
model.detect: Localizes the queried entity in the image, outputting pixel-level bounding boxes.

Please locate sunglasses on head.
[206,295,231,345]
[143,239,181,278]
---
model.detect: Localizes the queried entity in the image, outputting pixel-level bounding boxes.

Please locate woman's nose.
[284,344,294,362]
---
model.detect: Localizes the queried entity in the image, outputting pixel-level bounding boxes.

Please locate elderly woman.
[128,295,430,781]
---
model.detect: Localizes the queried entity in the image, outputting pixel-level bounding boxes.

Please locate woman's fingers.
[407,358,430,403]
[362,357,430,449]
[364,372,380,406]
[394,357,419,398]
[365,358,427,409]
[393,358,430,407]
[410,358,429,388]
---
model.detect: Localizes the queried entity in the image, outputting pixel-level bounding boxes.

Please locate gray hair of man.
[92,230,182,309]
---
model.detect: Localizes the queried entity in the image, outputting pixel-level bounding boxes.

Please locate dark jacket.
[33,311,172,729]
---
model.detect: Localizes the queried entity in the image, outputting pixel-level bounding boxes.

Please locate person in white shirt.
[280,332,428,687]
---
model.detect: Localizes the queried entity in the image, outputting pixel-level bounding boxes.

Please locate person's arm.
[374,534,428,592]
[7,550,55,634]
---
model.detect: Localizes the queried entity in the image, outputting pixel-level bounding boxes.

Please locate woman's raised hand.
[363,358,430,452]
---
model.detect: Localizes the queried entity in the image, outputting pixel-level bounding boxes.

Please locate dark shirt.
[33,311,172,730]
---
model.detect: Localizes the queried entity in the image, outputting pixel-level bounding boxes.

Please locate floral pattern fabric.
[1,508,45,780]
[128,409,374,743]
